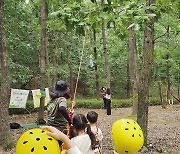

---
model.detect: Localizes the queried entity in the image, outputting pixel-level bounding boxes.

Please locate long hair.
[50,92,71,100]
[106,88,111,95]
[69,114,97,150]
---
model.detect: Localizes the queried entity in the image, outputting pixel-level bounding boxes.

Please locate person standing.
[47,80,72,132]
[101,86,107,108]
[105,88,111,115]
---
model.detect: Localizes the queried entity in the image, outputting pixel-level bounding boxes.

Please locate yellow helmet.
[111,118,144,154]
[16,128,60,154]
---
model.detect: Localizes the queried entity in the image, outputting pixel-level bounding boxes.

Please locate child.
[47,80,73,132]
[69,114,97,154]
[41,126,82,154]
[87,111,103,153]
[105,88,111,115]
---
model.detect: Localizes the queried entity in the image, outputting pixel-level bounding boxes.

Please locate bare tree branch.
[154,32,167,41]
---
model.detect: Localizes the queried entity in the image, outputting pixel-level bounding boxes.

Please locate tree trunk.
[38,0,47,121]
[166,26,170,106]
[52,47,57,84]
[0,0,11,147]
[155,63,164,108]
[66,33,74,98]
[128,24,139,115]
[93,28,100,98]
[46,41,51,86]
[178,74,180,99]
[101,0,110,89]
[157,75,164,107]
[166,54,170,106]
[137,0,155,146]
[126,61,131,98]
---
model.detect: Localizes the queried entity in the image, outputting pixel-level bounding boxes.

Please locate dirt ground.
[1,105,180,154]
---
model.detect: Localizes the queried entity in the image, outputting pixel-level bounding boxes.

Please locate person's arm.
[40,126,82,154]
[59,106,72,125]
[97,128,103,141]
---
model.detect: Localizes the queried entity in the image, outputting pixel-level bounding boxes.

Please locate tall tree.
[165,26,170,107]
[154,63,164,108]
[128,24,139,115]
[46,40,51,86]
[166,53,170,106]
[137,0,156,145]
[93,28,100,98]
[101,0,111,89]
[38,0,48,122]
[0,0,11,147]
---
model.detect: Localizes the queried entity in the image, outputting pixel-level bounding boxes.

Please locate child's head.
[70,114,97,150]
[87,111,98,124]
[73,114,88,131]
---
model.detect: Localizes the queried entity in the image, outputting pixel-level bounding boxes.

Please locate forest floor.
[1,105,180,154]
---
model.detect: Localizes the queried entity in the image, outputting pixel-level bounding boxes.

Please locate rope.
[72,30,87,105]
[167,89,180,102]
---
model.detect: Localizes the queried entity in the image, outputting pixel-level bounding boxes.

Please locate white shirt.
[67,146,82,154]
[90,125,103,141]
[105,94,111,100]
[71,134,94,154]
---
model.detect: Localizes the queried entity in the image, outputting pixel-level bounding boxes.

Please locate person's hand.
[71,101,76,108]
[41,126,75,150]
[40,126,66,141]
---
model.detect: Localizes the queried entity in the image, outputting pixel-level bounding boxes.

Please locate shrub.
[9,97,178,114]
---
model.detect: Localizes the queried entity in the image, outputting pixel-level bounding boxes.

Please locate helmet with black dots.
[16,128,60,154]
[111,118,144,154]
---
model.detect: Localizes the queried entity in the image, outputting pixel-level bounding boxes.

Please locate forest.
[0,0,180,153]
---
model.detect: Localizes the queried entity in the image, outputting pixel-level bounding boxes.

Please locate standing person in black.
[101,86,107,109]
[105,88,111,115]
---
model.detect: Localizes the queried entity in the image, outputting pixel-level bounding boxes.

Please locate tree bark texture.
[128,24,139,115]
[0,0,11,147]
[157,75,164,108]
[154,63,164,108]
[46,40,51,86]
[137,0,155,146]
[166,54,170,106]
[165,26,170,107]
[178,74,180,99]
[126,62,131,98]
[101,0,110,89]
[38,0,47,120]
[93,28,100,98]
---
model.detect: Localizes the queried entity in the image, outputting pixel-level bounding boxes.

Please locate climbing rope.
[72,29,87,107]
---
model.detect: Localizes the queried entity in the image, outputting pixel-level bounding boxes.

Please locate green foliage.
[10,60,33,84]
[69,97,166,108]
[4,0,40,86]
[2,0,179,99]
